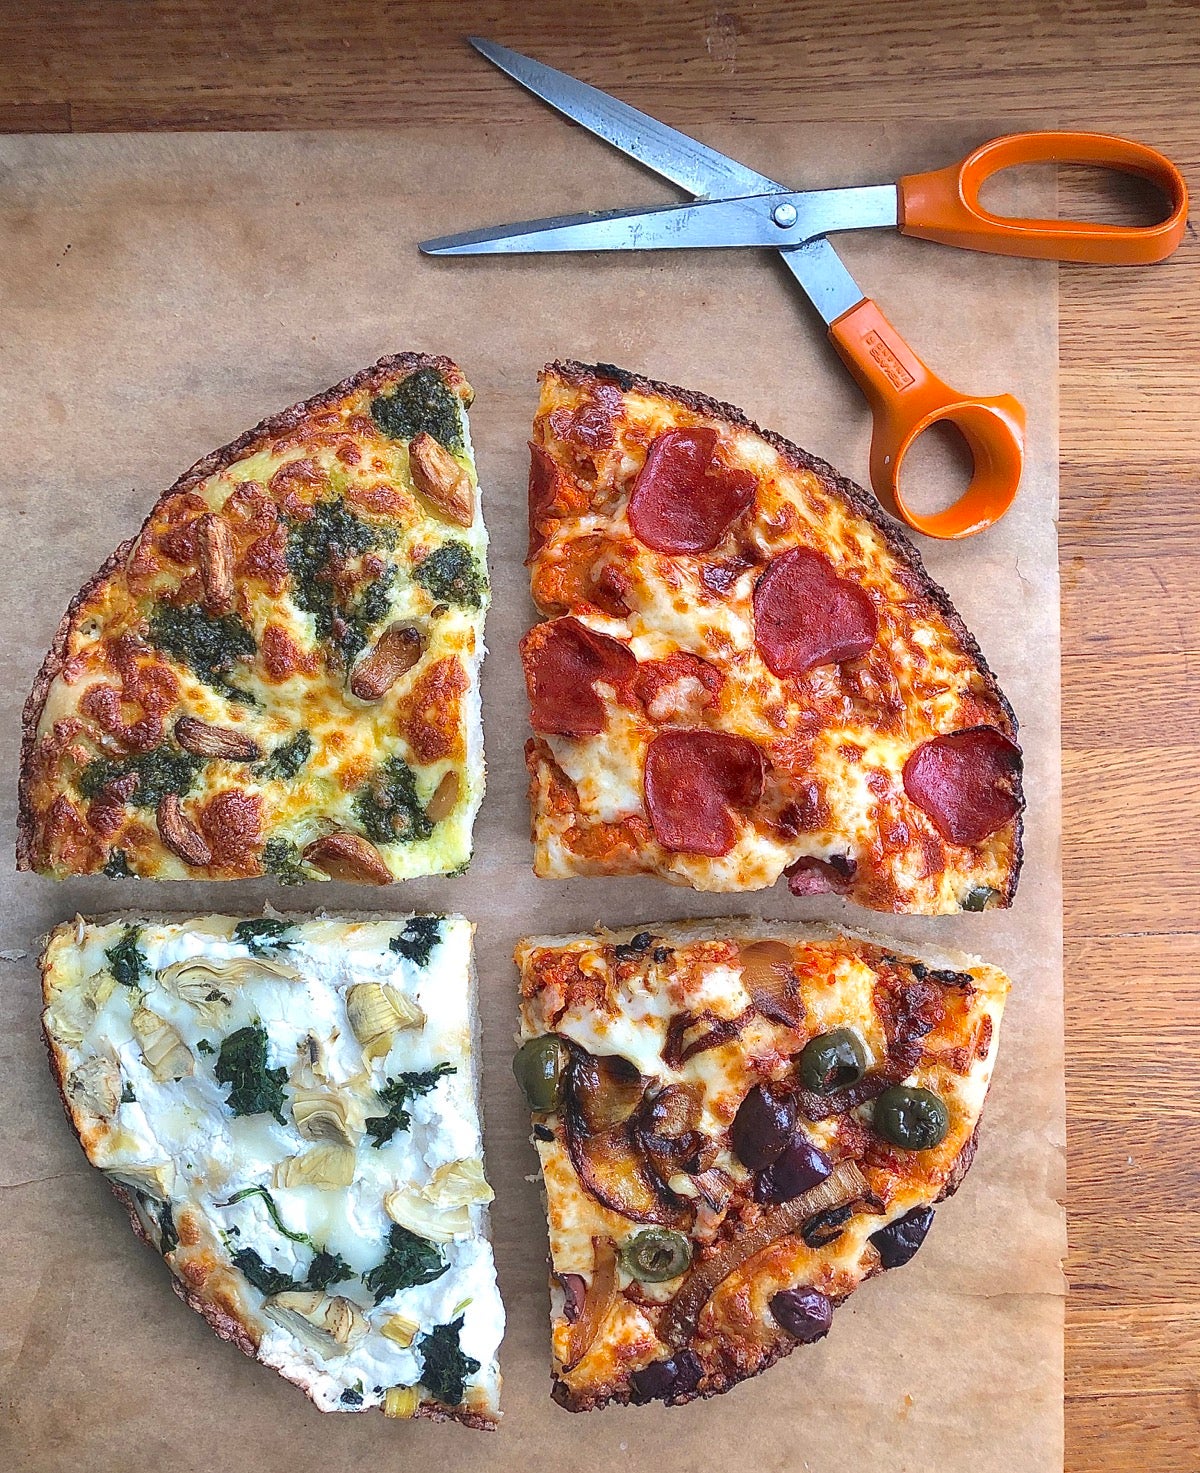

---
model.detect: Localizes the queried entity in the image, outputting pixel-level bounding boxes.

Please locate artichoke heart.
[158,956,300,1024]
[66,1053,122,1117]
[384,1187,471,1243]
[273,1142,357,1190]
[262,1291,368,1359]
[105,1159,177,1200]
[131,1006,194,1082]
[345,983,425,1058]
[425,1157,494,1208]
[291,1087,359,1147]
[46,970,118,1047]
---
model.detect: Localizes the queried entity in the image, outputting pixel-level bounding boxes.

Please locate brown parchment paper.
[0,125,1064,1472]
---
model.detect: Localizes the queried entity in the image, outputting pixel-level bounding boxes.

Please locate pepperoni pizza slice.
[522,362,1023,913]
[18,354,489,883]
[513,919,1009,1412]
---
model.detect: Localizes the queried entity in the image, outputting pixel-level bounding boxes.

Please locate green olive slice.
[619,1227,693,1283]
[797,1028,867,1094]
[872,1085,949,1151]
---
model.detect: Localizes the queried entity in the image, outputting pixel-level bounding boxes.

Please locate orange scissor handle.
[828,297,1025,539]
[898,131,1188,264]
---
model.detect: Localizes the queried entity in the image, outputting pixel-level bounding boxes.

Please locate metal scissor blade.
[469,37,778,200]
[420,185,897,255]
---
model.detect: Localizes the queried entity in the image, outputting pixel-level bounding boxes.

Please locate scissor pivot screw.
[772,202,798,228]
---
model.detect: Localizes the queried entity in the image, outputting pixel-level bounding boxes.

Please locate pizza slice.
[19,354,488,883]
[41,912,504,1427]
[513,919,1008,1412]
[521,361,1023,913]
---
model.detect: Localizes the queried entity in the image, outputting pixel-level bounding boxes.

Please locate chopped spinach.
[418,1317,480,1406]
[261,837,311,885]
[232,918,295,956]
[104,926,147,988]
[219,1184,312,1245]
[214,1023,288,1122]
[285,498,395,665]
[389,916,442,967]
[230,1247,303,1297]
[362,1224,447,1304]
[119,1081,136,1104]
[147,602,258,704]
[340,1385,364,1407]
[80,747,202,809]
[255,730,312,782]
[369,367,464,452]
[196,1038,215,1056]
[103,848,135,878]
[354,755,433,846]
[306,1248,355,1292]
[157,1199,178,1255]
[414,541,487,611]
[365,1063,456,1148]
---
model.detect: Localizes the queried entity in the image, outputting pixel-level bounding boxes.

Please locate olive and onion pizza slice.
[18,354,488,883]
[513,919,1008,1412]
[522,361,1023,913]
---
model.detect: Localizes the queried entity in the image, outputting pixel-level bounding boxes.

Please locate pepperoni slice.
[520,617,637,737]
[902,727,1023,846]
[753,548,878,678]
[627,428,756,555]
[527,442,558,561]
[643,730,764,856]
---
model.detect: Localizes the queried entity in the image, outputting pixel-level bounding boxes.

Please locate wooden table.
[3,3,1196,1467]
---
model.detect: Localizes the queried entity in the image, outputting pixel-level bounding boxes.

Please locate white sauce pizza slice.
[41,913,504,1427]
[521,361,1023,913]
[19,354,488,883]
[513,919,1008,1412]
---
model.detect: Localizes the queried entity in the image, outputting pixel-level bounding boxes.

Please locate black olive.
[731,1084,796,1170]
[557,1272,586,1324]
[800,1203,854,1248]
[652,946,673,964]
[512,1035,568,1112]
[769,1287,833,1343]
[797,1028,868,1094]
[755,1137,832,1203]
[619,1228,692,1282]
[870,1205,935,1268]
[532,1123,554,1142]
[614,931,656,961]
[928,968,973,988]
[873,1085,949,1151]
[629,1348,703,1403]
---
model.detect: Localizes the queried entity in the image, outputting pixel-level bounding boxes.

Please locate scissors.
[420,39,1188,540]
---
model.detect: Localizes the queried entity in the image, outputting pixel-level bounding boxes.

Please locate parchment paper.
[0,125,1064,1472]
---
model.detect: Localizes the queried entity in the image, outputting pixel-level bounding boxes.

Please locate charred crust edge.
[540,358,1025,904]
[16,352,465,874]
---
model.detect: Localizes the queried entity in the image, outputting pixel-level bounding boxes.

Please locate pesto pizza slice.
[41,913,503,1427]
[19,354,488,882]
[513,919,1008,1412]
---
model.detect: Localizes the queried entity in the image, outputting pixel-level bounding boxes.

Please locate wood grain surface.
[2,2,1196,1467]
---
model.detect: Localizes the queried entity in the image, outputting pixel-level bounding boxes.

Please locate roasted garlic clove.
[407,432,475,526]
[350,624,424,702]
[424,770,460,823]
[156,793,213,867]
[273,1142,357,1190]
[175,715,262,760]
[302,832,392,885]
[132,1006,194,1081]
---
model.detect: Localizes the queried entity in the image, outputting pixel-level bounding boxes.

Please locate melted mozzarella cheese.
[42,914,504,1422]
